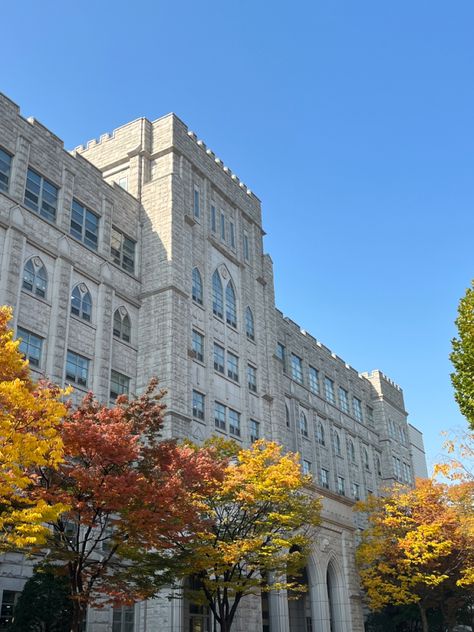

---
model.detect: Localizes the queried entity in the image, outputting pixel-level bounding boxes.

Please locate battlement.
[361,369,402,392]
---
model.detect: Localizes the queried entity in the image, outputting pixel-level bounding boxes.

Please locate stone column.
[0,208,27,327]
[269,589,290,632]
[92,264,114,401]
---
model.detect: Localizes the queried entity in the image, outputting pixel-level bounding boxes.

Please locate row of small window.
[302,464,366,499]
[193,188,251,262]
[388,419,408,445]
[210,340,257,390]
[291,407,382,475]
[18,328,130,397]
[191,391,260,442]
[392,456,412,484]
[21,257,132,341]
[277,343,372,423]
[192,268,255,339]
[0,149,136,273]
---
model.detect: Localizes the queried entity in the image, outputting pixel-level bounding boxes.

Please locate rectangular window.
[403,462,411,483]
[112,605,134,632]
[118,175,128,191]
[192,390,205,420]
[309,366,319,394]
[339,387,349,413]
[353,397,363,422]
[24,168,58,222]
[192,330,204,362]
[110,370,130,401]
[320,468,329,489]
[367,406,374,426]
[111,227,136,274]
[291,354,303,384]
[276,342,286,366]
[214,402,226,430]
[17,327,43,367]
[229,221,235,248]
[324,377,335,404]
[228,408,241,437]
[250,419,260,443]
[247,364,257,392]
[0,148,12,192]
[227,352,239,382]
[0,590,20,630]
[210,204,216,232]
[351,482,360,500]
[337,476,345,496]
[70,199,99,250]
[65,350,89,387]
[243,231,249,261]
[213,343,225,374]
[302,460,311,475]
[220,212,226,241]
[193,187,200,219]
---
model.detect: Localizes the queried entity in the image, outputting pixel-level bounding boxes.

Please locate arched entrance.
[326,562,343,632]
[288,566,312,632]
[183,576,211,632]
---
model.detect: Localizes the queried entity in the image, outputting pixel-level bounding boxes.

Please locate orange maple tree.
[35,380,223,632]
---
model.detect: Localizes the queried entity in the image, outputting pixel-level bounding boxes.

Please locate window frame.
[17,326,43,368]
[0,147,12,192]
[192,390,205,421]
[65,350,90,388]
[192,329,204,362]
[110,370,130,402]
[70,199,100,250]
[291,353,303,384]
[111,226,136,274]
[24,167,59,222]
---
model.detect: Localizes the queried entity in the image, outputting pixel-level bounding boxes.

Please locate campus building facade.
[0,92,426,632]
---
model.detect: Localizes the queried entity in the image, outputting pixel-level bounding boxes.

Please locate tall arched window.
[317,422,325,446]
[212,270,223,318]
[299,411,308,437]
[245,307,254,340]
[285,404,290,428]
[192,267,203,305]
[363,448,370,471]
[113,307,131,343]
[334,431,341,456]
[349,439,355,462]
[22,257,47,298]
[225,281,237,327]
[376,455,382,477]
[71,284,92,322]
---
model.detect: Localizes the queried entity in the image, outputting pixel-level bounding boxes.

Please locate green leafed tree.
[451,280,474,430]
[10,568,72,632]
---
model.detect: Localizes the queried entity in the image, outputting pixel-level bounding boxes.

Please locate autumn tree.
[174,439,321,632]
[35,381,223,632]
[451,280,474,430]
[0,306,67,549]
[355,478,474,632]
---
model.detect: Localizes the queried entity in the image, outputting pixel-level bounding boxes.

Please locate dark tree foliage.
[10,569,72,632]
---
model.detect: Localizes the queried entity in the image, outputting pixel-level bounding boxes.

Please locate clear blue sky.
[4,1,474,469]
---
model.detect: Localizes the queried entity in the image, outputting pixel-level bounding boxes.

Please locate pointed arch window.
[71,284,92,322]
[113,308,131,343]
[334,431,341,456]
[376,455,382,477]
[299,411,308,438]
[192,267,203,305]
[349,439,356,462]
[317,422,325,446]
[285,404,290,428]
[212,270,223,318]
[245,307,255,341]
[364,448,370,471]
[225,281,237,327]
[22,257,47,298]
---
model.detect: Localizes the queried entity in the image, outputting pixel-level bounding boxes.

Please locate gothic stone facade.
[0,92,426,632]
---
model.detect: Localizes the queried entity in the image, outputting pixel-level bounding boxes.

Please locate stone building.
[0,92,426,632]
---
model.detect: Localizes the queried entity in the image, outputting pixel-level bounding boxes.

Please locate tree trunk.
[417,602,429,632]
[70,600,86,632]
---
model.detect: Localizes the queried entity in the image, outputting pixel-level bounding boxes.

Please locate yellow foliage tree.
[0,306,67,548]
[355,478,474,632]
[176,439,321,632]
